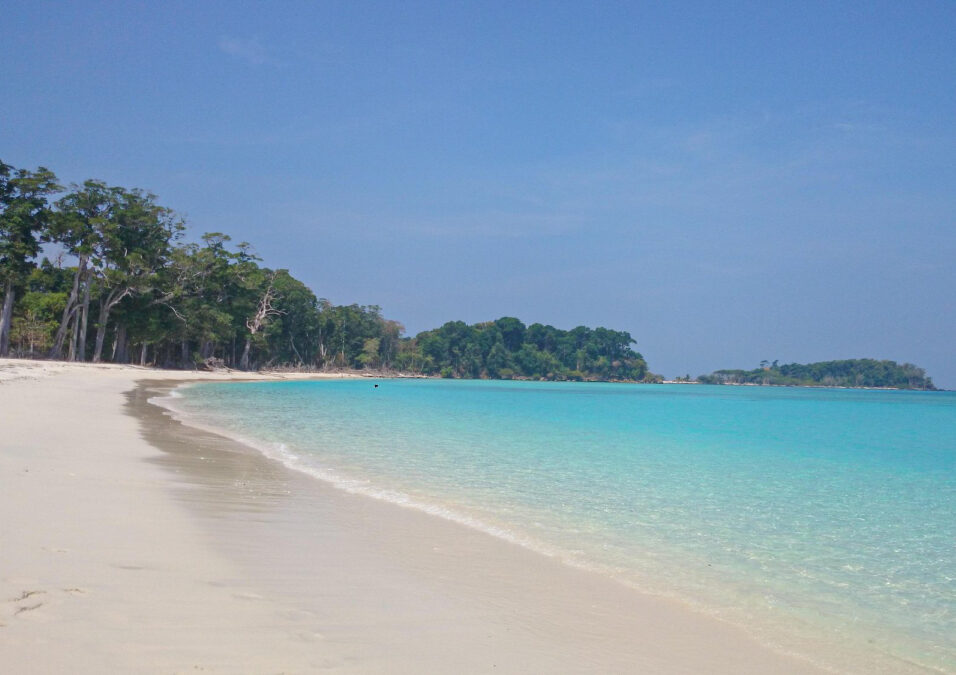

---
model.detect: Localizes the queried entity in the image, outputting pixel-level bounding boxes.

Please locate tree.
[485,338,510,378]
[239,270,282,370]
[0,161,60,356]
[88,188,183,362]
[165,234,245,365]
[495,316,526,352]
[47,181,112,360]
[263,270,321,365]
[357,337,381,369]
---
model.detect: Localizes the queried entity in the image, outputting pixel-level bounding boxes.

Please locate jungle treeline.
[697,359,936,390]
[0,160,657,381]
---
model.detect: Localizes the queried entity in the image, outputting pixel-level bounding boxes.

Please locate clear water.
[167,379,956,672]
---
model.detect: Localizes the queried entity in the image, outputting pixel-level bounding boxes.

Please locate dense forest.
[404,318,655,381]
[0,160,658,381]
[697,359,936,390]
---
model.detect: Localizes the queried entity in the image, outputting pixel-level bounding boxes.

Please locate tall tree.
[239,269,281,370]
[47,181,112,360]
[0,160,60,356]
[87,188,182,362]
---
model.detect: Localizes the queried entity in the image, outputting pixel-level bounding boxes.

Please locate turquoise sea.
[166,379,955,672]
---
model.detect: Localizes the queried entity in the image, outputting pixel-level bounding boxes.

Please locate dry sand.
[0,358,828,673]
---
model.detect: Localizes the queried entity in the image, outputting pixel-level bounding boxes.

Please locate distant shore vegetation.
[2,161,939,388]
[697,359,936,390]
[0,160,660,382]
[406,318,657,382]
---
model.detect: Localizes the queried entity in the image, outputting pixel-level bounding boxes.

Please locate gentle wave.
[152,379,956,674]
[150,384,610,574]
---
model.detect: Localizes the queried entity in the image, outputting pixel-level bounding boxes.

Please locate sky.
[2,1,954,386]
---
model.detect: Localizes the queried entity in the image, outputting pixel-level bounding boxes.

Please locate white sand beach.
[0,358,828,673]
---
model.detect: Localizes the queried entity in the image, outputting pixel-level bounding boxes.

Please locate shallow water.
[168,379,956,672]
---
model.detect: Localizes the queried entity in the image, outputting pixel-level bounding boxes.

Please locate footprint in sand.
[10,589,45,603]
[6,590,46,618]
[14,602,43,615]
[3,587,89,623]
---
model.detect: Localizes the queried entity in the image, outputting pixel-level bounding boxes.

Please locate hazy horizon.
[3,2,953,386]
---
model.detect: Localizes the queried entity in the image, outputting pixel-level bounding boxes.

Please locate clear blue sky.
[3,1,954,386]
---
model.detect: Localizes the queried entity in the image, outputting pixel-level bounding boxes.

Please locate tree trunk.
[0,280,15,357]
[50,254,88,359]
[118,327,127,363]
[140,342,148,366]
[112,323,127,363]
[239,338,252,371]
[76,276,92,361]
[181,339,189,367]
[92,301,110,363]
[68,309,80,361]
[92,287,131,363]
[290,336,304,365]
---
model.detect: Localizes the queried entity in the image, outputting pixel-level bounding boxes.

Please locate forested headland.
[697,359,937,390]
[0,160,659,382]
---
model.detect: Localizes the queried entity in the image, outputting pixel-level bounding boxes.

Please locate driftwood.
[197,356,227,371]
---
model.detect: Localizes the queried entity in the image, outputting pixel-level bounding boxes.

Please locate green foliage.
[10,289,65,355]
[0,161,60,285]
[405,318,656,382]
[1,160,669,381]
[697,359,936,390]
[0,160,62,355]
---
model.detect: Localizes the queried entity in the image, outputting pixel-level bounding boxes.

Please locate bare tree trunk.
[0,280,15,357]
[290,336,304,365]
[50,254,88,359]
[239,338,253,371]
[181,339,189,367]
[239,273,281,371]
[68,310,80,361]
[140,342,148,366]
[112,323,127,363]
[76,277,92,361]
[92,301,109,363]
[92,287,131,363]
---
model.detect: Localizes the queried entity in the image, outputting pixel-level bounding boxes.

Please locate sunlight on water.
[167,379,956,672]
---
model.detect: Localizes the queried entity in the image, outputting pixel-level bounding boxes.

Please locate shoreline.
[0,358,923,673]
[133,378,830,673]
[152,377,941,675]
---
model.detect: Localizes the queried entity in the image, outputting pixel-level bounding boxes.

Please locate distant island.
[697,359,936,390]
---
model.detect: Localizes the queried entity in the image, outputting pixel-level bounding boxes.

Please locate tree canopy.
[0,159,659,380]
[398,317,657,381]
[0,161,60,355]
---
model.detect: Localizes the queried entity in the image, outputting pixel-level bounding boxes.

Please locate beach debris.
[198,357,227,371]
